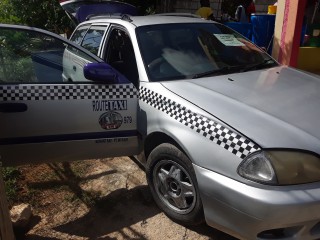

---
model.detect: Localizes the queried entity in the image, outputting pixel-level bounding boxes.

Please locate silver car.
[1,14,320,240]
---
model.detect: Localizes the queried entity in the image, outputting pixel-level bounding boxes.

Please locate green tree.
[0,0,73,34]
[12,0,74,33]
[0,0,160,33]
[0,0,21,24]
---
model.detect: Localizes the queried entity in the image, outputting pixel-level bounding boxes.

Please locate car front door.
[0,24,141,166]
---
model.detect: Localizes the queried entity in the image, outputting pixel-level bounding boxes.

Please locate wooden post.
[272,0,308,67]
[0,162,15,240]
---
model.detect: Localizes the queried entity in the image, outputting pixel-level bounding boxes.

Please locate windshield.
[136,23,277,81]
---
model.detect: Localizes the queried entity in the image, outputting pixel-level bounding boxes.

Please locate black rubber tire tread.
[146,143,204,225]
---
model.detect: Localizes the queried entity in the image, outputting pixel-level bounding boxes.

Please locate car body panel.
[0,24,141,166]
[161,66,320,154]
[139,82,261,183]
[194,164,320,240]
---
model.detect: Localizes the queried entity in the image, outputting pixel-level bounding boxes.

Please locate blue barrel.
[251,14,276,51]
[225,22,253,40]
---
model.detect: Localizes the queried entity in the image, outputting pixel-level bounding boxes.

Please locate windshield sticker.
[213,34,245,46]
[99,111,123,130]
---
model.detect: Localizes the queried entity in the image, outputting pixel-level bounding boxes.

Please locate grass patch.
[2,166,41,207]
[1,167,21,205]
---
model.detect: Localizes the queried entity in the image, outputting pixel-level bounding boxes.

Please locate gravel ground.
[13,157,237,240]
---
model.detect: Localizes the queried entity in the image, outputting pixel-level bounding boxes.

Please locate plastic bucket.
[268,5,277,14]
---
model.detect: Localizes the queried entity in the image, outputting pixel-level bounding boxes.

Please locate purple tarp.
[75,2,137,22]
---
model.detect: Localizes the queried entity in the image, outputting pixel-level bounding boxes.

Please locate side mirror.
[84,63,128,83]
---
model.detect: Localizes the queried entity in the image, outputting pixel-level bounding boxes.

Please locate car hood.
[161,66,320,153]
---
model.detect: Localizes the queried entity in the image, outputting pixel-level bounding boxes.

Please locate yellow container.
[268,5,277,14]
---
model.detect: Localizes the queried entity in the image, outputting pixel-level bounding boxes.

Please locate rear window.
[70,24,90,44]
[81,26,107,55]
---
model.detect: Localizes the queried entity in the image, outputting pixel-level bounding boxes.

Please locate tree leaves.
[1,0,74,34]
[1,0,159,33]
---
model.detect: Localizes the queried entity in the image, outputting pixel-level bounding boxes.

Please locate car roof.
[82,15,211,28]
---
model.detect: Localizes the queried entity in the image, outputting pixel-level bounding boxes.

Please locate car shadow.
[23,161,237,239]
[188,224,238,240]
[54,186,236,240]
[52,184,237,239]
[53,185,158,239]
[27,162,118,207]
[26,236,59,240]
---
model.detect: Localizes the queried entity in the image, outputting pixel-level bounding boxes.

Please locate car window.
[0,27,97,83]
[136,23,277,81]
[105,28,139,87]
[70,24,89,45]
[81,25,107,55]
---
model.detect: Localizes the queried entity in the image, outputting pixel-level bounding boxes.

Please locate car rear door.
[0,24,141,166]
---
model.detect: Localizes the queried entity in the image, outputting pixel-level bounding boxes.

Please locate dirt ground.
[13,157,237,240]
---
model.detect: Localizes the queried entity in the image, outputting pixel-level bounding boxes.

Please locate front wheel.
[146,143,204,225]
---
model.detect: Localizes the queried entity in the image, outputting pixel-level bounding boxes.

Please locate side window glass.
[70,25,89,45]
[105,28,139,87]
[81,26,106,55]
[0,27,97,83]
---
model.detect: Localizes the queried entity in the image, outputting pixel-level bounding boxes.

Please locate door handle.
[0,103,28,113]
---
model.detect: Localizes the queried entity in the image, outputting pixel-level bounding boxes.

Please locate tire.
[146,143,204,225]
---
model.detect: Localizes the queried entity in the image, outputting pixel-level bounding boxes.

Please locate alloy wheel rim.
[153,159,196,214]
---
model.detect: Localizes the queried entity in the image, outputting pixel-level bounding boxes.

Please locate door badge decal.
[99,111,123,130]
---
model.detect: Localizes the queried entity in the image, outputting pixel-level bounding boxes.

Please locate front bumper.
[193,164,320,240]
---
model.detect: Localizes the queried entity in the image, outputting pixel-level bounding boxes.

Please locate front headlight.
[238,150,320,185]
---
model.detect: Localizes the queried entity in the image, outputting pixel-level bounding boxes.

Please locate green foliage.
[0,0,21,24]
[11,58,36,82]
[0,29,37,82]
[2,167,21,204]
[0,0,74,33]
[2,166,42,208]
[0,0,157,33]
[2,167,20,182]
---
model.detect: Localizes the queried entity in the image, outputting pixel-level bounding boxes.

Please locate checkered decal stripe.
[0,84,137,101]
[139,87,260,159]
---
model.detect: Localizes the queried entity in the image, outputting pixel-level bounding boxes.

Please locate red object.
[246,2,256,22]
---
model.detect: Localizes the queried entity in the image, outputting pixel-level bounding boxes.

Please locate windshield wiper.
[192,65,242,79]
[242,59,277,72]
[192,59,277,79]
